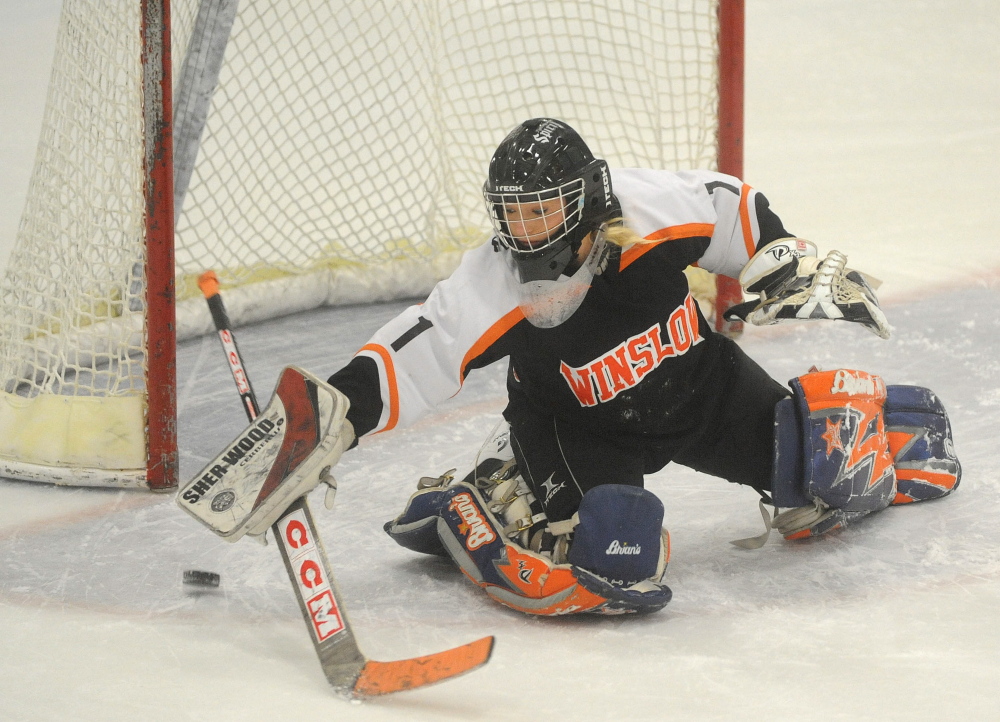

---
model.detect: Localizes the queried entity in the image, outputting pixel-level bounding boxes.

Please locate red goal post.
[716,0,747,338]
[143,0,179,491]
[0,0,745,490]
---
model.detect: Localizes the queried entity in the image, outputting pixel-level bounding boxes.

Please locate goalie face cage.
[0,0,743,489]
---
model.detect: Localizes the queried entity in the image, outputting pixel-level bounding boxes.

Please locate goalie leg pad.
[568,485,672,614]
[771,369,896,539]
[386,420,671,616]
[433,482,612,616]
[384,419,542,558]
[393,480,671,616]
[569,485,665,583]
[383,485,450,557]
[885,385,961,504]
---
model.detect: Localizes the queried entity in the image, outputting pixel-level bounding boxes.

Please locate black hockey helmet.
[483,118,616,282]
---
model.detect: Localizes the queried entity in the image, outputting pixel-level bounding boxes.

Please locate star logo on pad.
[821,418,845,456]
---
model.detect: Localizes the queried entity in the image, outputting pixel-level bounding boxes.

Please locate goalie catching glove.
[725,238,891,339]
[176,366,355,541]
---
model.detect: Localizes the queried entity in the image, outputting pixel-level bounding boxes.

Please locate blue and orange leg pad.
[885,385,961,504]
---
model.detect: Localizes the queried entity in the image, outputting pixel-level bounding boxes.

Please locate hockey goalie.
[179,118,960,617]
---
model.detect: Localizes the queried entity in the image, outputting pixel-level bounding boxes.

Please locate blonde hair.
[602,218,653,249]
[602,218,716,316]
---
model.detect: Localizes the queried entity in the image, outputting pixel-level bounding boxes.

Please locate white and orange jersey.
[613,168,768,278]
[330,168,787,438]
[349,243,523,433]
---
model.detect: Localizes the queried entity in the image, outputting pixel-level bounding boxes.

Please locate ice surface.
[3,289,999,721]
[2,0,1000,719]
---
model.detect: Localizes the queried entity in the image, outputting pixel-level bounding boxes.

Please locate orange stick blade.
[351,635,494,697]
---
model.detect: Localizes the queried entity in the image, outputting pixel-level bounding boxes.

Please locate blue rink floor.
[1,283,998,721]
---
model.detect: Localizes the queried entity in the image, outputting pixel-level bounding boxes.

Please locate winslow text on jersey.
[559,294,703,407]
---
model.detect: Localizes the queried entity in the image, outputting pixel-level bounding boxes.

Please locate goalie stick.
[196,271,494,698]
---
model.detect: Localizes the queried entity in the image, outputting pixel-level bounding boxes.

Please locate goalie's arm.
[650,171,891,338]
[678,169,793,277]
[330,243,521,438]
[612,168,793,275]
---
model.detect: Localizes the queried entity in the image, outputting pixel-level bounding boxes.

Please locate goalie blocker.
[770,368,961,539]
[177,366,355,541]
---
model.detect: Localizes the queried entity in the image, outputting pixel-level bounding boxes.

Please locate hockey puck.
[183,570,221,587]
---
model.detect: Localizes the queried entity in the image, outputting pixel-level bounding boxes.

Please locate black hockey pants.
[504,336,790,522]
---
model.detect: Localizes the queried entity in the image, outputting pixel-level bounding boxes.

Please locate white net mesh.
[175,0,722,305]
[0,0,146,398]
[0,1,149,484]
[0,0,724,485]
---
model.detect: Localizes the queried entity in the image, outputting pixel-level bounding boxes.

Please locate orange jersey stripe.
[619,242,659,270]
[359,343,400,432]
[646,222,715,242]
[460,307,525,381]
[738,184,755,258]
[619,223,715,271]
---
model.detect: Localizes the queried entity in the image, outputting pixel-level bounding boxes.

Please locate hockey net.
[0,0,741,489]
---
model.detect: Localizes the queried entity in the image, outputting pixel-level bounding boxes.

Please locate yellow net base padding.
[0,390,147,488]
[176,249,467,340]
